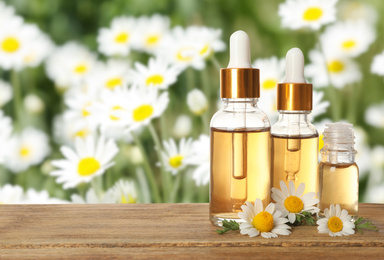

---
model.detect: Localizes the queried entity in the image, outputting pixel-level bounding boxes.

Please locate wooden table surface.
[0,203,383,259]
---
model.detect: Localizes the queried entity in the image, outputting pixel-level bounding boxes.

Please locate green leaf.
[216,220,240,235]
[355,217,378,234]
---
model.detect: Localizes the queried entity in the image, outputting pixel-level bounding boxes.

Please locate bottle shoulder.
[210,108,271,130]
[271,115,318,137]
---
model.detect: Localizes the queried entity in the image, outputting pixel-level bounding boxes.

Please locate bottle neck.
[277,110,311,123]
[222,98,259,111]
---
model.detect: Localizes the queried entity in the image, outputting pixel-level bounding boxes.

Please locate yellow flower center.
[303,7,323,21]
[169,155,184,168]
[77,157,101,177]
[176,47,193,62]
[115,32,129,44]
[82,102,92,117]
[327,60,345,73]
[19,146,31,158]
[133,104,154,122]
[262,79,278,90]
[105,77,123,89]
[252,211,274,233]
[146,74,164,86]
[284,196,304,213]
[110,105,124,121]
[74,129,89,138]
[328,216,343,233]
[1,37,20,53]
[341,40,356,50]
[74,64,88,74]
[199,44,211,56]
[146,34,160,46]
[121,194,136,204]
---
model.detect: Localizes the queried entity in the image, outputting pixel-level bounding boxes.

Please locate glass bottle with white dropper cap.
[210,30,271,226]
[271,48,319,196]
[319,122,359,216]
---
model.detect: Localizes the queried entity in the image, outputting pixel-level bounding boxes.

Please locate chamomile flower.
[0,79,12,107]
[4,127,50,173]
[0,2,18,25]
[24,94,44,115]
[320,20,376,58]
[51,136,119,189]
[0,184,23,204]
[338,1,378,25]
[46,42,98,88]
[365,102,384,128]
[312,90,330,119]
[173,114,192,138]
[161,137,193,175]
[252,57,284,93]
[71,188,115,203]
[107,179,137,204]
[305,49,362,88]
[187,26,226,60]
[187,89,208,115]
[278,0,337,30]
[317,204,355,236]
[272,181,319,223]
[185,134,210,186]
[97,16,136,56]
[126,86,169,132]
[132,14,170,53]
[371,51,384,76]
[129,58,181,90]
[238,199,291,238]
[0,20,41,70]
[258,90,278,124]
[0,110,12,163]
[22,32,54,68]
[23,189,67,204]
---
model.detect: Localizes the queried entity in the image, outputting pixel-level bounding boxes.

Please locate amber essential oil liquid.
[319,162,359,215]
[271,134,319,196]
[210,127,271,226]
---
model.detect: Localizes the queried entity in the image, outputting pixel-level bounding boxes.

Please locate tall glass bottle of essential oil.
[319,122,359,215]
[210,31,271,226]
[271,48,319,196]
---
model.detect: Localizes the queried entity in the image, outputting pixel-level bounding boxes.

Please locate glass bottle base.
[210,213,245,227]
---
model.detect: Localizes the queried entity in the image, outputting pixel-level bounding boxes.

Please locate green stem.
[201,114,210,134]
[131,131,162,203]
[186,67,196,92]
[148,122,172,202]
[11,70,22,130]
[91,176,103,200]
[169,172,182,203]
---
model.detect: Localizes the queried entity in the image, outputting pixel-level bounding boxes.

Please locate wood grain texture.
[0,203,383,259]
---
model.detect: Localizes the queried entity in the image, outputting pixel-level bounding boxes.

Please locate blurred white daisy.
[0,184,23,204]
[258,91,278,124]
[130,57,181,90]
[305,49,362,88]
[272,181,319,223]
[317,204,355,236]
[238,199,291,238]
[368,146,384,185]
[0,2,18,25]
[23,189,67,204]
[278,0,337,30]
[338,1,378,25]
[320,20,376,58]
[365,102,384,128]
[24,94,45,115]
[126,86,169,132]
[22,32,54,68]
[185,134,210,186]
[371,51,384,76]
[161,137,193,175]
[107,179,137,203]
[0,79,12,107]
[5,127,50,173]
[51,136,118,189]
[97,16,136,56]
[45,42,98,88]
[0,110,12,163]
[0,20,42,70]
[312,90,329,119]
[252,57,284,93]
[71,188,115,203]
[132,14,170,53]
[353,127,371,177]
[187,89,208,115]
[172,114,192,138]
[364,183,384,203]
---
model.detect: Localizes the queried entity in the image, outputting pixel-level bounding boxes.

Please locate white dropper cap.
[227,30,252,68]
[282,47,307,83]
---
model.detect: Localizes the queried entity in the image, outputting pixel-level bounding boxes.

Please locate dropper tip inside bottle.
[283,47,307,83]
[227,30,252,68]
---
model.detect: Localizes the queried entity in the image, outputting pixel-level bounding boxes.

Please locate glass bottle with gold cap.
[210,30,271,226]
[271,48,319,196]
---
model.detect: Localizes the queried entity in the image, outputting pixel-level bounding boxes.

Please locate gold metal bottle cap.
[276,83,313,111]
[220,68,260,98]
